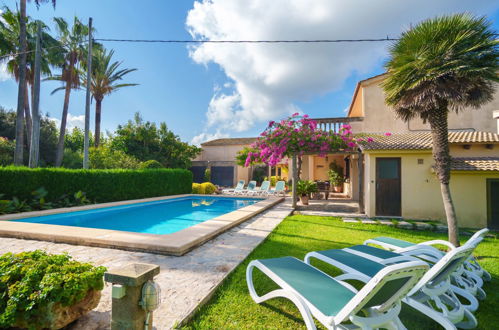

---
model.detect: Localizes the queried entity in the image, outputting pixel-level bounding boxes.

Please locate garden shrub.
[192,183,204,194]
[0,250,106,329]
[204,168,211,182]
[201,182,216,194]
[0,137,14,166]
[140,160,163,169]
[0,167,192,203]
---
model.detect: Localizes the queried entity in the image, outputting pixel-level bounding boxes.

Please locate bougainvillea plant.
[245,113,374,167]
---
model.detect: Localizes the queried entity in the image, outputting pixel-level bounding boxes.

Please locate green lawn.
[182,215,498,330]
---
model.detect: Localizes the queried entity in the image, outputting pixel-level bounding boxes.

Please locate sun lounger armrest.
[420,240,456,250]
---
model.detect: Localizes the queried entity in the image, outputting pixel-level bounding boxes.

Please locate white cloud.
[186,0,498,137]
[49,113,86,131]
[191,129,228,146]
[0,62,11,82]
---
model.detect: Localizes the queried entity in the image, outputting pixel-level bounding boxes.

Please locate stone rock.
[361,219,378,225]
[14,289,101,330]
[415,222,432,230]
[379,220,394,226]
[397,221,413,229]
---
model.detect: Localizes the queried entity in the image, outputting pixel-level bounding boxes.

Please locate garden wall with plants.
[0,167,192,203]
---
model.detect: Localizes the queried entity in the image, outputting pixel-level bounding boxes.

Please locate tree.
[84,48,137,147]
[111,113,201,168]
[0,8,59,152]
[0,106,58,166]
[382,14,498,246]
[10,0,55,165]
[49,17,90,167]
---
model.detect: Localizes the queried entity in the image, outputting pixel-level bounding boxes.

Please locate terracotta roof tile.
[450,157,499,171]
[201,137,257,146]
[361,131,499,150]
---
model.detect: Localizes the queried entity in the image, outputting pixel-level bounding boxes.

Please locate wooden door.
[376,158,401,216]
[487,179,499,229]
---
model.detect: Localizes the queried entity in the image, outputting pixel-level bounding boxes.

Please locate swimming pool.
[0,195,283,255]
[12,196,260,235]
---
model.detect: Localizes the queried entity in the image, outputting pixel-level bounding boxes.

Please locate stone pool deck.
[0,199,293,329]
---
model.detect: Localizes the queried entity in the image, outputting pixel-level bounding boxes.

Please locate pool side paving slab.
[0,198,293,329]
[0,194,283,256]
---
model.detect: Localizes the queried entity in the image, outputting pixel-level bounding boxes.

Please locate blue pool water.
[13,196,260,235]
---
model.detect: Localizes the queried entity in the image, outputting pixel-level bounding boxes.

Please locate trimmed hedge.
[0,167,192,203]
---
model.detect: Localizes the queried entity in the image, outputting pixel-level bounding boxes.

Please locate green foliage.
[192,183,204,194]
[111,113,201,169]
[201,182,216,195]
[235,147,260,167]
[0,250,106,329]
[0,167,193,204]
[64,127,95,153]
[0,137,14,166]
[383,14,499,121]
[251,166,267,184]
[204,168,211,182]
[264,176,282,187]
[328,161,345,186]
[89,146,141,169]
[140,159,163,169]
[0,107,58,166]
[0,188,91,215]
[61,148,83,169]
[192,182,216,194]
[296,180,318,196]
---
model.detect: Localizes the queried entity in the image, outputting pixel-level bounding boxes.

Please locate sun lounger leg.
[246,262,317,330]
[403,298,457,330]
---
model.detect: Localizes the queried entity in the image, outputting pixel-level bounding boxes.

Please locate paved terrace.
[0,200,293,329]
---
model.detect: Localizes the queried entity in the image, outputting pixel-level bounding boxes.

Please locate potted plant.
[328,161,345,193]
[296,180,318,205]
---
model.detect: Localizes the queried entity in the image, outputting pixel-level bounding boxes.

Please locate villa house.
[192,74,499,229]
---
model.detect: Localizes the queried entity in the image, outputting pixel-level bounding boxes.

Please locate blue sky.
[0,1,498,144]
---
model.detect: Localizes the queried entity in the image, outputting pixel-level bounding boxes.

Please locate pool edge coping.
[0,195,284,256]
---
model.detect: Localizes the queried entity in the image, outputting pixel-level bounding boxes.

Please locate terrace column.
[292,154,298,208]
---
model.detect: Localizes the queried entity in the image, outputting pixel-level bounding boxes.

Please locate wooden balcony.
[311,117,364,133]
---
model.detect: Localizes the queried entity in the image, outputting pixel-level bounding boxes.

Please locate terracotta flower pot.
[333,185,343,193]
[300,195,309,205]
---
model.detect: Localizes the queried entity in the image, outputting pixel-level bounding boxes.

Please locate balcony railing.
[311,117,364,133]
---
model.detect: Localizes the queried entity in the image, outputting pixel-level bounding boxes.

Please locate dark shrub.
[0,166,192,203]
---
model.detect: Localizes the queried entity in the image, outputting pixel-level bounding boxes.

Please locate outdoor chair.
[269,181,286,197]
[364,228,491,290]
[239,180,257,195]
[246,256,428,329]
[248,180,271,196]
[315,181,330,200]
[305,244,479,329]
[222,180,245,194]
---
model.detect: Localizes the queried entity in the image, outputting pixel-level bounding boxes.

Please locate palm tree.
[0,8,59,150]
[12,0,55,165]
[84,48,137,147]
[50,17,90,166]
[382,14,498,246]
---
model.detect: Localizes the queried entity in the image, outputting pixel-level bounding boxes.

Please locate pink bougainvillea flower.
[367,137,374,142]
[384,132,392,136]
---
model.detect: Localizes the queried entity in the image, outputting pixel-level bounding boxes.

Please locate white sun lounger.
[364,228,490,297]
[248,180,271,196]
[222,180,245,194]
[269,180,286,197]
[305,244,479,329]
[247,256,428,329]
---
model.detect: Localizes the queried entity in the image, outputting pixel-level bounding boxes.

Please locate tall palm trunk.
[24,82,32,150]
[14,0,27,165]
[428,103,459,246]
[55,60,75,167]
[94,98,102,147]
